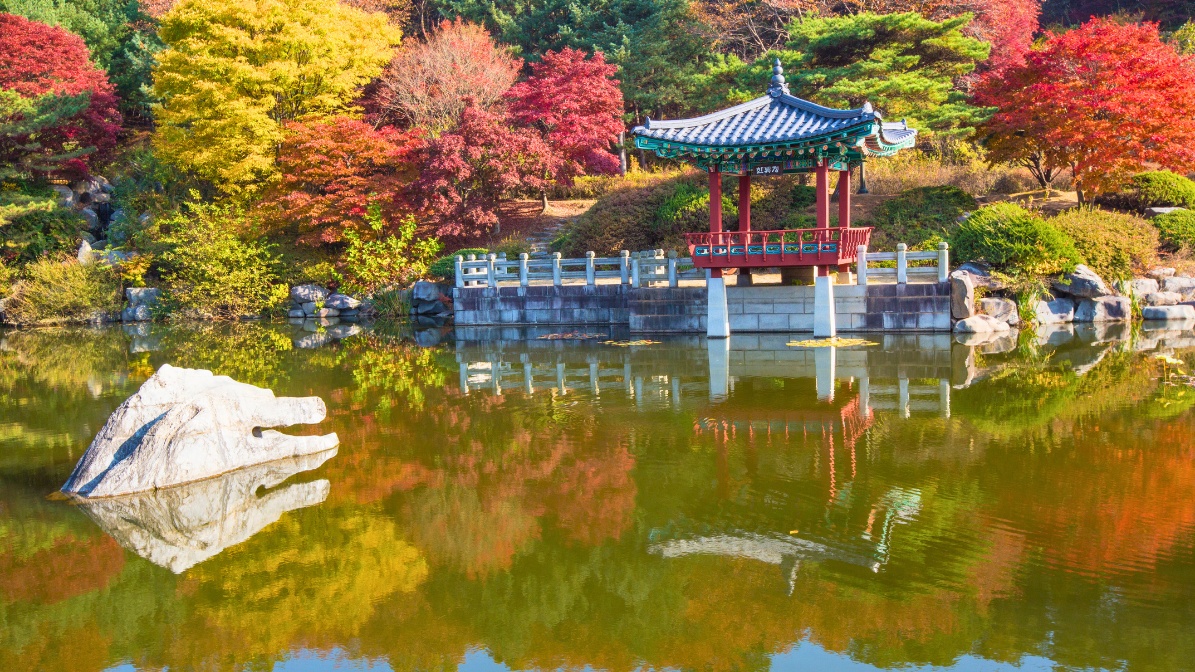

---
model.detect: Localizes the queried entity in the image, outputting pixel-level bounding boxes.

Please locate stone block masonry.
[453,282,951,333]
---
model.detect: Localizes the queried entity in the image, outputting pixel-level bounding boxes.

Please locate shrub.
[338,206,442,295]
[428,248,488,280]
[1100,171,1195,211]
[867,185,977,251]
[3,206,87,264]
[5,257,122,325]
[155,198,286,318]
[1153,210,1195,251]
[654,182,737,239]
[1049,207,1158,281]
[950,203,1081,277]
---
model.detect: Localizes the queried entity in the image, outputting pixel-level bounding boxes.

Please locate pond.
[2,321,1195,671]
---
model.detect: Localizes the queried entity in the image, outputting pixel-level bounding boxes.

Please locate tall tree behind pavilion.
[975,18,1195,202]
[506,47,625,194]
[373,18,521,133]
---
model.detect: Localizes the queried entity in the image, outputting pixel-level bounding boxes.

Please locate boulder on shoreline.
[1075,296,1132,322]
[61,364,338,498]
[1053,265,1113,299]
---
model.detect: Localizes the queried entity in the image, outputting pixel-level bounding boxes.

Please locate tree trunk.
[541,190,549,213]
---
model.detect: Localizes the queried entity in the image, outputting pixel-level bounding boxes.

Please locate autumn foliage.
[412,102,556,239]
[507,48,624,183]
[264,116,424,246]
[977,19,1195,201]
[0,13,122,174]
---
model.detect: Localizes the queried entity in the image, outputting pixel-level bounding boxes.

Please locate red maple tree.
[411,102,557,240]
[0,13,122,175]
[967,0,1041,74]
[976,18,1195,201]
[507,47,625,184]
[262,116,424,246]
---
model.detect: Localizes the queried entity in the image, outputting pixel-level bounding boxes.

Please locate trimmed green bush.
[5,257,123,325]
[1130,171,1195,208]
[1050,207,1158,281]
[155,199,286,318]
[428,247,488,280]
[867,185,977,251]
[653,181,737,240]
[950,203,1081,277]
[1153,209,1195,251]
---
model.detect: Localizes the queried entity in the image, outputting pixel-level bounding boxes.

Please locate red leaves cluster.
[412,102,557,240]
[967,0,1041,74]
[507,47,624,183]
[0,13,122,175]
[264,116,424,246]
[976,18,1195,200]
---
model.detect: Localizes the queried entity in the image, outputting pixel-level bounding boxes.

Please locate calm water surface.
[3,321,1195,671]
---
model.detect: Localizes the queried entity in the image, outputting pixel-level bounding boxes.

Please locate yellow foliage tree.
[152,0,401,197]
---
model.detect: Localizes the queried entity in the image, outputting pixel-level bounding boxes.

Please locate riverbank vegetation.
[5,0,1195,323]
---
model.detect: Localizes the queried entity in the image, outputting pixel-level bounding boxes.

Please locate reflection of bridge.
[454,332,954,418]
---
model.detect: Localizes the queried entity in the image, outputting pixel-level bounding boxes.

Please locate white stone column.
[814,274,837,338]
[707,269,730,338]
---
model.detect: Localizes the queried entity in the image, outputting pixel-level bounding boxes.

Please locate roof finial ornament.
[767,58,790,98]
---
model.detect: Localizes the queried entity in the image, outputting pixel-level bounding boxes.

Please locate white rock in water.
[76,449,334,573]
[62,364,339,497]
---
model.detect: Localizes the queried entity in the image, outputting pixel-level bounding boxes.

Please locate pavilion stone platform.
[452,281,950,333]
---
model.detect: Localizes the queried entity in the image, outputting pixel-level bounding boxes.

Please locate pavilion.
[631,60,917,338]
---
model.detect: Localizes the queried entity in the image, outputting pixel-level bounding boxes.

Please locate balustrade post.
[620,250,630,284]
[938,242,950,283]
[486,253,497,288]
[455,255,464,288]
[856,245,868,286]
[896,243,907,284]
[552,252,562,286]
[667,250,678,288]
[586,251,596,285]
[631,255,641,288]
[519,253,529,287]
[467,254,477,287]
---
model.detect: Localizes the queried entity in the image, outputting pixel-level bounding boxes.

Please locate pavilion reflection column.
[707,338,730,402]
[814,345,836,402]
[707,168,730,338]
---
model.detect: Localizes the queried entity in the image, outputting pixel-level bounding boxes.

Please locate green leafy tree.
[339,204,442,294]
[730,12,992,136]
[152,0,401,197]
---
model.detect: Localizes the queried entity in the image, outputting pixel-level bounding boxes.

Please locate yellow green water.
[2,322,1195,671]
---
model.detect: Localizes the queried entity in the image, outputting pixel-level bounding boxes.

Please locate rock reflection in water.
[76,448,336,573]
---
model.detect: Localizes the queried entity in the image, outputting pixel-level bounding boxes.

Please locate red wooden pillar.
[738,174,751,232]
[838,168,851,275]
[709,169,722,278]
[815,161,829,276]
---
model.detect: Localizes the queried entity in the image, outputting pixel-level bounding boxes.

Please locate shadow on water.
[2,320,1195,670]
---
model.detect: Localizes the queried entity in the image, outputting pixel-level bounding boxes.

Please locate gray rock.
[1053,265,1113,299]
[412,280,443,303]
[1149,267,1177,279]
[1142,291,1182,306]
[301,301,318,316]
[1130,278,1160,296]
[340,314,360,323]
[77,240,95,264]
[314,307,339,318]
[76,450,333,573]
[1162,276,1195,295]
[976,333,1018,354]
[1035,324,1075,347]
[121,304,153,322]
[287,309,305,318]
[1033,297,1075,324]
[290,284,329,304]
[1146,207,1186,218]
[101,249,134,265]
[125,287,162,308]
[80,207,99,233]
[977,297,1019,325]
[955,262,1000,289]
[1142,305,1195,320]
[52,185,74,207]
[953,314,1011,333]
[61,364,338,498]
[1075,296,1132,322]
[324,293,360,310]
[294,332,332,349]
[338,309,358,318]
[950,272,975,319]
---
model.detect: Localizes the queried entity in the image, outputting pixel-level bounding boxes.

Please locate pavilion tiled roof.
[632,60,916,155]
